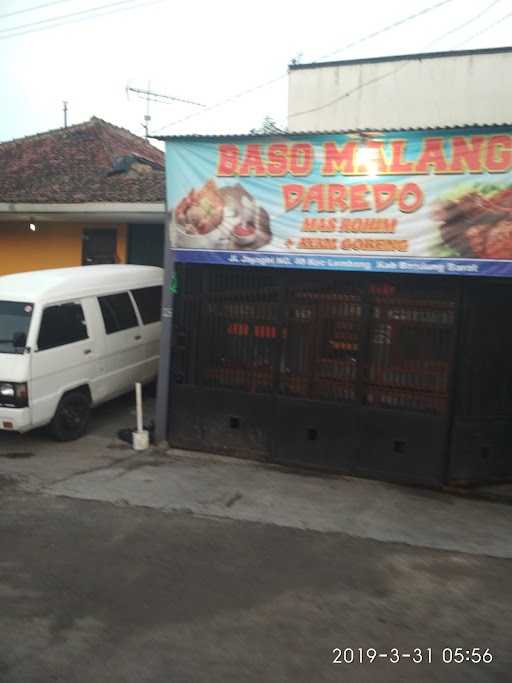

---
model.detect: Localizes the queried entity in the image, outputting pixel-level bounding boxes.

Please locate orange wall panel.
[0,222,128,276]
[0,223,81,276]
[116,224,128,263]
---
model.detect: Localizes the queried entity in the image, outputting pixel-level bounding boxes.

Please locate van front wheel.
[51,392,91,441]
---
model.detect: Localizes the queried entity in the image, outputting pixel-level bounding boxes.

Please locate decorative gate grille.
[364,280,455,415]
[170,264,460,482]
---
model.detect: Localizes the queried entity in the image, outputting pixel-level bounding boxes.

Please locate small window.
[131,286,162,325]
[98,293,138,334]
[38,303,88,350]
[0,301,33,355]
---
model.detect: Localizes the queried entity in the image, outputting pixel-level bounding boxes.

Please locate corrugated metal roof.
[288,46,512,71]
[154,123,512,142]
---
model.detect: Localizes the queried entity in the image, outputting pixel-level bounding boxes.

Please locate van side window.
[38,303,88,350]
[131,286,162,325]
[98,293,138,334]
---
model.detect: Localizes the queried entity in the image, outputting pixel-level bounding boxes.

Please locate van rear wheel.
[51,391,91,441]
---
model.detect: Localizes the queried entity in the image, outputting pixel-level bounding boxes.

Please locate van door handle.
[134,335,142,341]
[84,349,92,355]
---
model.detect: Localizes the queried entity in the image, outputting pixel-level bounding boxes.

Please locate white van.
[0,265,163,441]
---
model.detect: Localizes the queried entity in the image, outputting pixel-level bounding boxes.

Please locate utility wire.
[153,74,287,135]
[318,0,456,60]
[135,94,200,106]
[0,0,152,35]
[130,87,204,107]
[454,7,512,46]
[0,0,169,39]
[152,0,458,134]
[432,0,502,43]
[0,0,75,21]
[287,0,509,121]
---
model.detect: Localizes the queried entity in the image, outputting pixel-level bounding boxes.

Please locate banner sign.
[165,127,512,277]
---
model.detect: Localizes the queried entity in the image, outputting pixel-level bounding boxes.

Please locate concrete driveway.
[2,392,512,559]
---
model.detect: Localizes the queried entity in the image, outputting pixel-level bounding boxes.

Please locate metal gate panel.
[357,409,449,485]
[449,419,512,483]
[169,385,207,452]
[198,388,272,458]
[278,273,362,404]
[199,266,279,395]
[170,385,272,458]
[170,265,278,458]
[364,279,455,415]
[170,265,463,485]
[449,281,512,483]
[273,398,359,471]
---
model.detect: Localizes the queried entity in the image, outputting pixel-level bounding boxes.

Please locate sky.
[0,0,511,144]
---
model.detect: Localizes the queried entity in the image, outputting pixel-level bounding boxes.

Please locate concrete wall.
[288,51,512,132]
[0,222,127,276]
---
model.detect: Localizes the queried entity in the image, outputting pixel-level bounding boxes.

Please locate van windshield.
[0,301,33,354]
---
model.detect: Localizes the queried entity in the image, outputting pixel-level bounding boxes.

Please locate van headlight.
[0,382,28,408]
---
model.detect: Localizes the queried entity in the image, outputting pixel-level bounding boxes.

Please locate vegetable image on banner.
[165,127,512,277]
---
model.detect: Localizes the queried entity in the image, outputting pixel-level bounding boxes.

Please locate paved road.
[1,478,511,683]
[1,394,512,681]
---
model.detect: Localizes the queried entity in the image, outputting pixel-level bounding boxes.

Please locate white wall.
[288,51,512,132]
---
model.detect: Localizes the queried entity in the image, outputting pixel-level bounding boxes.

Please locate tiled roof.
[0,117,165,204]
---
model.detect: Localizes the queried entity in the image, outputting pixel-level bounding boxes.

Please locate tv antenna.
[126,84,205,137]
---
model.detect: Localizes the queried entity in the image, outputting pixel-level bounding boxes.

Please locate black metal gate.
[271,271,456,484]
[448,280,512,483]
[169,263,502,485]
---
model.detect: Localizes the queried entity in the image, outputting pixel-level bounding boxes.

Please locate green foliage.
[250,116,285,135]
[440,181,511,202]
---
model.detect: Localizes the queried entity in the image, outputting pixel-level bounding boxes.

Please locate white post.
[132,382,149,451]
[135,382,143,433]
